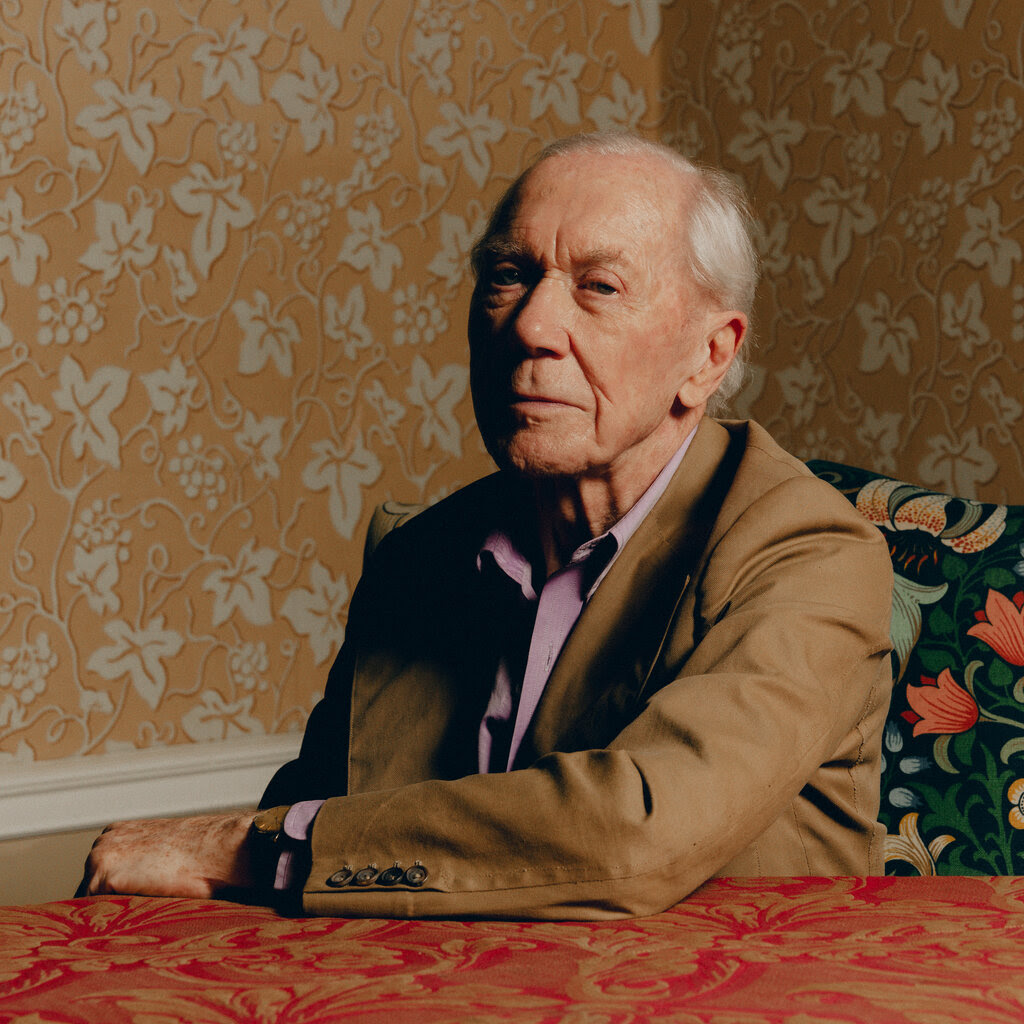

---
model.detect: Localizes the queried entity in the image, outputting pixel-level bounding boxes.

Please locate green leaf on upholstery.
[989,659,1015,694]
[918,646,953,673]
[942,553,967,579]
[927,606,955,637]
[985,567,1018,590]
[951,727,979,769]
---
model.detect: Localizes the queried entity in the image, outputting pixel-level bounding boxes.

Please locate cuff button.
[353,866,379,886]
[325,867,353,888]
[403,864,428,887]
[378,865,404,886]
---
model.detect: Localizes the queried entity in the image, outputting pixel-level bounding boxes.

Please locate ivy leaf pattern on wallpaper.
[0,0,1020,762]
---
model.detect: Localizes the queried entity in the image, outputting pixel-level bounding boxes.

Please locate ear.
[676,312,748,408]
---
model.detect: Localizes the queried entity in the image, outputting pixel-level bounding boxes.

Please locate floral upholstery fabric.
[808,460,1024,876]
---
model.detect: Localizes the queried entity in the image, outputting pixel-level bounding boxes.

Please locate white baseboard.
[0,733,303,841]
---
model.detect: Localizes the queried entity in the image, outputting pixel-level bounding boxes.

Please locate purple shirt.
[476,428,697,772]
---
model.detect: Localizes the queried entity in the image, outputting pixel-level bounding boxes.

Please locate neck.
[531,409,702,576]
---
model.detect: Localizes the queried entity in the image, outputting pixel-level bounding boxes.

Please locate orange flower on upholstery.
[1009,779,1024,830]
[904,668,979,736]
[967,589,1024,666]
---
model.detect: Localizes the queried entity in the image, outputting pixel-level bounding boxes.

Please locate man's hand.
[78,811,257,899]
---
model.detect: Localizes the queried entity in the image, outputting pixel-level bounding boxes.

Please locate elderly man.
[81,132,894,919]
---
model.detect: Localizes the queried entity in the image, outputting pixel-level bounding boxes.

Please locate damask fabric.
[808,461,1024,876]
[2,877,1024,1023]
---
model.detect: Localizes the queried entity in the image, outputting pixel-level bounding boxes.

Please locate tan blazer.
[263,418,895,919]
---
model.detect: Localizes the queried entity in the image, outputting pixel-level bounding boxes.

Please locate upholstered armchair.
[810,461,1024,877]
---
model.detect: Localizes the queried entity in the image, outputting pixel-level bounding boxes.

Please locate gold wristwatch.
[249,805,290,887]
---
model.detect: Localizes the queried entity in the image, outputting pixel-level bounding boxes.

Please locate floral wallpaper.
[0,0,1020,765]
[720,0,1024,504]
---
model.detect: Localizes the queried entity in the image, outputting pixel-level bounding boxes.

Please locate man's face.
[469,151,718,488]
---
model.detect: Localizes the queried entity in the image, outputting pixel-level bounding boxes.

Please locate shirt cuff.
[273,799,325,891]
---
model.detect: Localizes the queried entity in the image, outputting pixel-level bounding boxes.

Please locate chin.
[485,433,590,479]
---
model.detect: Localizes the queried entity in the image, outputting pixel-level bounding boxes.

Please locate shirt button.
[403,864,428,887]
[353,866,379,886]
[377,865,405,886]
[325,867,353,887]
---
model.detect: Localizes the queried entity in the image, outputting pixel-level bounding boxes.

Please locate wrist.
[248,805,290,890]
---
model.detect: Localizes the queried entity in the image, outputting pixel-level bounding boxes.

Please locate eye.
[580,278,618,296]
[488,263,524,289]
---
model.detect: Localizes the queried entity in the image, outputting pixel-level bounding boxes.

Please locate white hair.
[473,131,760,413]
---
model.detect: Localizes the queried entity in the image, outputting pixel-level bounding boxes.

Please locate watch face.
[252,806,288,837]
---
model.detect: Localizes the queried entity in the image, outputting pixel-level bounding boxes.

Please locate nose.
[508,275,571,357]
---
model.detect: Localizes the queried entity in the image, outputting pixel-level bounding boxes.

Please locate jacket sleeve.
[291,474,894,920]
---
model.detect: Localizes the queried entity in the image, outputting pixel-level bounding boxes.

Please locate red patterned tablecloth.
[2,875,1023,1023]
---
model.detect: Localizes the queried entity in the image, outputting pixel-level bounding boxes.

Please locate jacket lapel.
[516,418,741,765]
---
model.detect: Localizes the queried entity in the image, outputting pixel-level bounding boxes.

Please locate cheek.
[467,299,493,346]
[468,298,520,362]
[593,329,690,398]
[649,311,709,383]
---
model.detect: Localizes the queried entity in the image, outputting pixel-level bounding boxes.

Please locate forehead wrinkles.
[530,159,683,269]
[473,151,694,287]
[504,194,664,275]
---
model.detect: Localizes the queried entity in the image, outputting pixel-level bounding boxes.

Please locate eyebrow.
[574,246,631,271]
[474,237,633,273]
[474,237,532,267]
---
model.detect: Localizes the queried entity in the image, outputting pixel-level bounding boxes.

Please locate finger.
[76,861,104,897]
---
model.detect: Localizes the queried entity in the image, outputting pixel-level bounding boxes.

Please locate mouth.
[506,395,576,419]
[511,394,562,404]
[506,385,577,405]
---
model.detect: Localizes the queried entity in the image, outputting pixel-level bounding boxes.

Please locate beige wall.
[0,0,1020,778]
[0,828,97,905]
